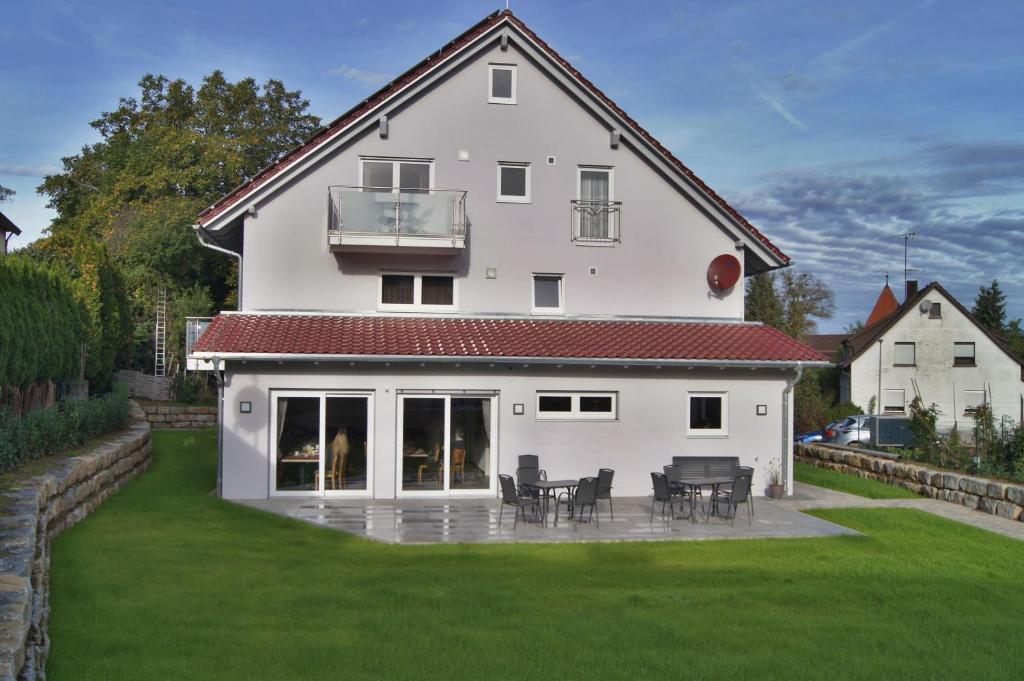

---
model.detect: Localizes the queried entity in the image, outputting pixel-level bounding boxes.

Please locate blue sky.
[2,0,1022,331]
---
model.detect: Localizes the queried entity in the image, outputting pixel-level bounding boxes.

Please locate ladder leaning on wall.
[154,288,167,378]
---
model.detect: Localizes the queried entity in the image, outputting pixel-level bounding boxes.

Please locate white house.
[840,281,1024,429]
[189,10,827,501]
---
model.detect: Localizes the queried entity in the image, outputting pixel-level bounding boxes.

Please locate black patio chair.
[498,474,541,529]
[650,472,680,522]
[555,476,599,530]
[663,465,695,520]
[596,468,615,521]
[518,454,547,480]
[712,473,753,526]
[715,465,756,517]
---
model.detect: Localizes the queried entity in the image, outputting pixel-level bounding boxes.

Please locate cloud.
[756,93,808,130]
[325,65,389,87]
[0,164,60,177]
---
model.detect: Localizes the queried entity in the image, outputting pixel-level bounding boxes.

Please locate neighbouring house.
[188,10,827,502]
[839,281,1024,429]
[0,211,21,255]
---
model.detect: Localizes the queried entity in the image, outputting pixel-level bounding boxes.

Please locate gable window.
[532,274,563,314]
[536,392,617,421]
[893,342,916,366]
[688,393,728,437]
[379,273,455,310]
[963,389,985,415]
[929,302,942,319]
[360,157,432,192]
[488,64,517,104]
[883,389,905,414]
[497,162,530,202]
[953,342,976,367]
[574,166,619,242]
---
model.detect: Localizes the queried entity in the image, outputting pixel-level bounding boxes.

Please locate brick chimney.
[906,279,919,301]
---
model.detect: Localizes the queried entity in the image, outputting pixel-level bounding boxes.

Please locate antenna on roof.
[892,231,917,297]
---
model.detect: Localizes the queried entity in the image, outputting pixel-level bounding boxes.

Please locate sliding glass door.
[398,394,497,497]
[271,391,374,497]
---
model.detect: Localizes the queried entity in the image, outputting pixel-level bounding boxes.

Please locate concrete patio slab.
[234,495,861,544]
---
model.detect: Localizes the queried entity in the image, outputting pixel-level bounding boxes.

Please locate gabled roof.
[841,281,1023,369]
[865,284,899,327]
[801,334,848,359]
[192,314,828,365]
[195,10,789,268]
[0,211,21,236]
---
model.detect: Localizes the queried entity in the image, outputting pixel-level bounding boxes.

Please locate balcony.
[184,316,214,372]
[571,200,622,244]
[328,186,467,253]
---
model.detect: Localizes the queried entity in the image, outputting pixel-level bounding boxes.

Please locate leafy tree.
[746,270,835,338]
[0,184,13,203]
[972,279,1007,332]
[844,320,865,335]
[1005,319,1024,362]
[745,273,784,329]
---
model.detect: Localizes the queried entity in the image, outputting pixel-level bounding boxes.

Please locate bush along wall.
[0,385,130,474]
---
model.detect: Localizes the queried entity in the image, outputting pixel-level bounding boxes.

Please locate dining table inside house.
[280,454,319,488]
[522,479,579,526]
[673,476,735,523]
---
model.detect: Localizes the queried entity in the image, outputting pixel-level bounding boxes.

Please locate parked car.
[794,430,824,444]
[823,416,871,446]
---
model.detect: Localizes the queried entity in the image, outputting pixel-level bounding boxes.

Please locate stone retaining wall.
[0,403,152,681]
[140,403,216,429]
[797,443,1024,522]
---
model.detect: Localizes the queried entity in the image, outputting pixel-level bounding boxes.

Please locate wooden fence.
[0,380,56,417]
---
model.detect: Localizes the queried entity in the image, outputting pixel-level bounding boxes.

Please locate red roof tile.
[192,314,828,363]
[196,10,789,265]
[865,284,900,327]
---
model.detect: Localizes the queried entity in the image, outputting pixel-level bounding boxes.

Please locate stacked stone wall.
[140,404,216,429]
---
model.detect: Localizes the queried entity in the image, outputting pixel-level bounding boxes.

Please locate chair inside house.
[596,468,615,521]
[417,442,444,486]
[556,476,600,529]
[713,473,753,526]
[498,474,541,529]
[451,447,467,483]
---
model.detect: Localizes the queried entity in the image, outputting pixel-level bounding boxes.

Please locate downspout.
[194,224,243,309]
[213,357,225,497]
[781,362,804,496]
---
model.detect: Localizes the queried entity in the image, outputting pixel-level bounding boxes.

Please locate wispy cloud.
[0,164,59,177]
[756,92,808,130]
[325,65,389,87]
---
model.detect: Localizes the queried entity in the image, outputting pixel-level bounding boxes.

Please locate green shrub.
[0,384,130,474]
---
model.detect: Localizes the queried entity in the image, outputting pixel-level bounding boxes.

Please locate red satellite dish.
[707,254,741,291]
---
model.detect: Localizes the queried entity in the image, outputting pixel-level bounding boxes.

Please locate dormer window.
[488,64,517,104]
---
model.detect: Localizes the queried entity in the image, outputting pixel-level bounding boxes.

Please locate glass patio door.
[398,394,496,497]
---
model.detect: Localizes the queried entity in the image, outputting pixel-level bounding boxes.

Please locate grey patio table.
[675,476,734,523]
[523,479,579,526]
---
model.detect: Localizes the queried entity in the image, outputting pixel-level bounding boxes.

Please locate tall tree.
[972,279,1007,332]
[0,185,13,203]
[745,273,784,330]
[778,270,835,338]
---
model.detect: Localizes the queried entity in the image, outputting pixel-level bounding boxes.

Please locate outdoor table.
[523,479,579,526]
[674,476,734,523]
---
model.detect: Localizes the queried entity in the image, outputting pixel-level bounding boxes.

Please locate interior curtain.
[579,171,609,238]
[277,398,288,457]
[479,399,491,475]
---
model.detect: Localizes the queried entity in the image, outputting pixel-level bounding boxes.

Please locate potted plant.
[765,460,786,498]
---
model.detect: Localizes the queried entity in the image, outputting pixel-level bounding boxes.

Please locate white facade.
[843,286,1024,429]
[194,12,820,501]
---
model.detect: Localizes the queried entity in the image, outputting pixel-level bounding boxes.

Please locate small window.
[497,162,530,202]
[537,392,617,420]
[379,273,455,310]
[894,342,916,366]
[953,342,975,367]
[929,302,942,319]
[963,389,985,415]
[883,389,905,414]
[488,64,517,104]
[532,274,563,314]
[688,393,727,437]
[360,158,433,192]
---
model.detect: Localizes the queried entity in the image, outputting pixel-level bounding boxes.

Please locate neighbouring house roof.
[191,314,829,365]
[801,334,848,359]
[841,282,1023,370]
[195,10,789,269]
[865,284,900,327]
[0,211,21,236]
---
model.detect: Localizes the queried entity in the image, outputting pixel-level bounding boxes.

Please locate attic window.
[929,302,942,319]
[488,64,517,104]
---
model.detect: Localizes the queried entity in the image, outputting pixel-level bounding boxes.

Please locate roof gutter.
[188,352,830,369]
[194,224,242,309]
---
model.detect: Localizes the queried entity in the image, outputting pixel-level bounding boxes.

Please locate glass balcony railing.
[328,186,467,250]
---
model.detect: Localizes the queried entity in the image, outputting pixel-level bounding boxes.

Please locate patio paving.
[235,494,861,544]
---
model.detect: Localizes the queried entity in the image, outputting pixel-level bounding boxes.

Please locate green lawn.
[49,431,1024,680]
[794,459,922,499]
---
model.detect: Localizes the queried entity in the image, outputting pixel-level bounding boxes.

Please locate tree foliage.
[972,279,1007,332]
[0,184,13,204]
[745,273,784,330]
[745,269,835,338]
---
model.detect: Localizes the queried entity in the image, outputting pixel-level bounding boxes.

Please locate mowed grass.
[794,460,922,499]
[49,431,1024,680]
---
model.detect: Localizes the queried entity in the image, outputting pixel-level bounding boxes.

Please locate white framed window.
[883,388,905,414]
[687,392,728,437]
[536,392,617,421]
[359,157,433,191]
[497,162,530,203]
[379,273,456,311]
[893,342,916,366]
[575,166,617,242]
[963,389,986,415]
[532,273,564,314]
[953,342,976,367]
[488,64,517,104]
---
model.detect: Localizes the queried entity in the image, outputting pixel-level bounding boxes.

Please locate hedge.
[0,255,86,388]
[0,384,130,474]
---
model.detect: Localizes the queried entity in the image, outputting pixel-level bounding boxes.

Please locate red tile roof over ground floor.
[191,314,828,364]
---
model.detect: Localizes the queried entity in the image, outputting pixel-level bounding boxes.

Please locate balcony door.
[397,393,497,497]
[271,391,374,497]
